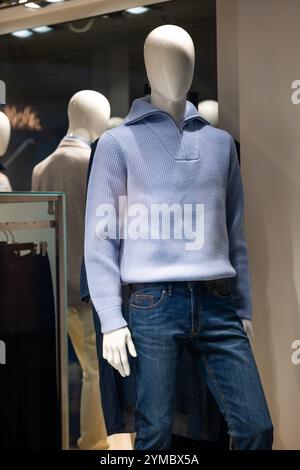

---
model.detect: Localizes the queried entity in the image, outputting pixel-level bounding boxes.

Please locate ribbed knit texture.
[84,96,252,333]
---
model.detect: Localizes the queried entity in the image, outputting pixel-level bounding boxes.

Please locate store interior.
[1,0,300,452]
[0,0,216,190]
[0,0,222,450]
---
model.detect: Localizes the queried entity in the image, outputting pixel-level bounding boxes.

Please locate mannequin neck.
[67,127,93,146]
[150,90,186,125]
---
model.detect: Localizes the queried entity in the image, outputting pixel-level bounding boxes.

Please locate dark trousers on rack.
[0,245,59,449]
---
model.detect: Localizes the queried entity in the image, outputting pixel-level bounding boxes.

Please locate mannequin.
[0,111,12,191]
[198,100,219,127]
[32,90,110,450]
[66,90,110,145]
[102,28,252,375]
[85,26,272,450]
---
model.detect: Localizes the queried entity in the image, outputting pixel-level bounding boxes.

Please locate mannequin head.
[0,111,11,156]
[198,100,219,127]
[67,90,110,143]
[144,25,195,102]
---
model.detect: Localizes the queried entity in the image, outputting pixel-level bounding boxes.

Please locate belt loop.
[168,282,173,296]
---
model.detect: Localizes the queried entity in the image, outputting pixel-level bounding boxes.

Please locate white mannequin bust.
[67,90,110,144]
[103,25,253,378]
[0,111,11,155]
[0,111,12,191]
[198,100,219,127]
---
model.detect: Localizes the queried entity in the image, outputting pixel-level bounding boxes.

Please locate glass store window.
[0,0,219,450]
[0,0,217,190]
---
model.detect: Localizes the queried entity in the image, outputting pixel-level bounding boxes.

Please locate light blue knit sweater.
[84,96,252,333]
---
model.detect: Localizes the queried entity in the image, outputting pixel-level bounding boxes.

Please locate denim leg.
[128,287,184,450]
[190,292,273,450]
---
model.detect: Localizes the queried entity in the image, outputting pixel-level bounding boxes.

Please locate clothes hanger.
[0,232,47,256]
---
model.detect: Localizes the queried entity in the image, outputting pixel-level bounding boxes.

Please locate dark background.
[0,0,217,190]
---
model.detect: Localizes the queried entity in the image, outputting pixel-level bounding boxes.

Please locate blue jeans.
[128,279,273,450]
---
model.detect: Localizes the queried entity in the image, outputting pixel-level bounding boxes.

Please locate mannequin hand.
[242,319,254,343]
[103,327,137,377]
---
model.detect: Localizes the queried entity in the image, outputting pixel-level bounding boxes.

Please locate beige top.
[32,137,90,306]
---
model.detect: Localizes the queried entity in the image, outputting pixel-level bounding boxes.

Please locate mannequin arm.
[103,327,137,377]
[84,133,128,333]
[226,136,252,321]
[241,319,254,343]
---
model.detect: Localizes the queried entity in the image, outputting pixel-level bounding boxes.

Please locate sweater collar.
[60,135,92,150]
[124,95,208,130]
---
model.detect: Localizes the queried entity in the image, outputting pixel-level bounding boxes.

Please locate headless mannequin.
[103,25,253,378]
[32,90,110,450]
[0,111,12,191]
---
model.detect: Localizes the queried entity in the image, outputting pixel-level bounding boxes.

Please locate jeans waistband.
[127,278,232,295]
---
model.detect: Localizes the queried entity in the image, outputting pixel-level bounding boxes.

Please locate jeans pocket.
[130,289,168,310]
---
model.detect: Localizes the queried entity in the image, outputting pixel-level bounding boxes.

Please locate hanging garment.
[0,242,59,449]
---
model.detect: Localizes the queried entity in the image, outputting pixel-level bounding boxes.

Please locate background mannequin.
[32,90,110,450]
[198,99,219,127]
[103,26,253,378]
[66,90,110,145]
[0,111,12,191]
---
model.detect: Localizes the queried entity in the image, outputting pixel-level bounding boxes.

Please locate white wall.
[217,0,300,450]
[216,0,240,140]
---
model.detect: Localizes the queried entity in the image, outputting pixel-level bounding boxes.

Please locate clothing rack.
[0,220,55,231]
[0,193,68,449]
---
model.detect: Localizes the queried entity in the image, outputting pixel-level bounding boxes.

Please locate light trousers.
[68,305,108,450]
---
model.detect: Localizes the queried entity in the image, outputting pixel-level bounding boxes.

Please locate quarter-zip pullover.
[84,96,252,333]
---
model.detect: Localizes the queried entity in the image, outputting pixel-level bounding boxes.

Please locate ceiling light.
[24,2,41,8]
[126,6,150,15]
[18,1,28,4]
[11,29,33,38]
[46,0,64,3]
[32,25,53,33]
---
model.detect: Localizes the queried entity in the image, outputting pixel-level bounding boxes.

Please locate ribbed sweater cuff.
[97,305,128,333]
